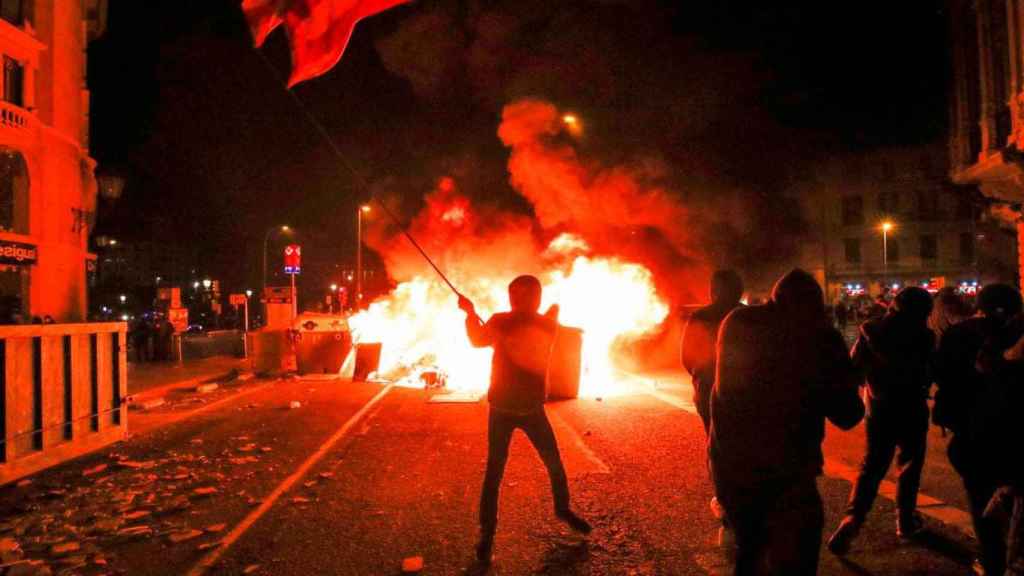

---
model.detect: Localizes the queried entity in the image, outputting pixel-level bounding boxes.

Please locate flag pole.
[254,51,462,298]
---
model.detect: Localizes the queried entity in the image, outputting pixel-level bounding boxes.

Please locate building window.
[920,235,938,260]
[916,191,938,221]
[0,148,29,234]
[960,232,975,263]
[0,0,24,26]
[877,191,898,214]
[886,239,900,263]
[843,238,861,263]
[955,194,973,220]
[842,196,864,226]
[3,57,24,107]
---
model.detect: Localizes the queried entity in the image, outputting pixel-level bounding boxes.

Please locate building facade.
[0,0,105,322]
[820,145,1017,302]
[948,0,1024,282]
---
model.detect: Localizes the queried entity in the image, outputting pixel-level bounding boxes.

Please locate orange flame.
[349,234,668,397]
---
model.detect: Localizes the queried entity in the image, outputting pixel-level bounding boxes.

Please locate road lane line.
[646,388,697,414]
[646,388,976,538]
[547,405,611,475]
[185,383,395,576]
[822,457,975,537]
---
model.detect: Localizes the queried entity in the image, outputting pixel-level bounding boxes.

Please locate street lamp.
[262,225,293,315]
[357,205,371,308]
[880,220,894,282]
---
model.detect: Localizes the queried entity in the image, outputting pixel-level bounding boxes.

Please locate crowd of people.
[682,269,1024,575]
[128,315,176,362]
[453,269,1022,574]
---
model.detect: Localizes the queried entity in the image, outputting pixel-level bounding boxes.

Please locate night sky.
[87,1,949,292]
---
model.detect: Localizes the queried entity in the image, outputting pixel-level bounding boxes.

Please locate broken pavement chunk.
[49,541,80,555]
[167,529,203,544]
[82,464,108,477]
[401,556,424,573]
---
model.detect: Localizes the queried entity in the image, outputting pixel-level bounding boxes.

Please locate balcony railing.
[0,100,31,130]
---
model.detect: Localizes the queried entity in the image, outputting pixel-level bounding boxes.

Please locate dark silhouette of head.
[977,283,1023,320]
[509,275,542,313]
[892,287,933,324]
[710,269,744,307]
[771,268,825,322]
[933,286,970,318]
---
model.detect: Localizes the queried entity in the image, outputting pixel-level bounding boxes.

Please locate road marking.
[646,388,697,414]
[822,458,975,538]
[646,388,976,538]
[547,405,611,475]
[185,383,395,576]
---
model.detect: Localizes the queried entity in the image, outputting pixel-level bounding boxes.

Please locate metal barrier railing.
[0,323,127,484]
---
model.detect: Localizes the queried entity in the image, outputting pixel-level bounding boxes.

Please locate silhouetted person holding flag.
[458,275,591,565]
[828,287,935,555]
[710,269,864,575]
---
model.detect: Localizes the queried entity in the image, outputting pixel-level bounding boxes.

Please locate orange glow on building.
[0,1,104,322]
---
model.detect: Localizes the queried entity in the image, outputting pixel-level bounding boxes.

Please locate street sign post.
[284,244,301,319]
[230,293,250,357]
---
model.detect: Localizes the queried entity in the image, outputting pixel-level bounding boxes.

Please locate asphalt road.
[0,373,981,575]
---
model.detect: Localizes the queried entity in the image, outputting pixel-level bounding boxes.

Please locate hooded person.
[934,284,1024,576]
[828,287,936,555]
[682,269,745,434]
[458,275,591,565]
[710,268,864,576]
[681,269,744,545]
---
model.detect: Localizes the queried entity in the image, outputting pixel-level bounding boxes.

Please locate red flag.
[242,0,409,87]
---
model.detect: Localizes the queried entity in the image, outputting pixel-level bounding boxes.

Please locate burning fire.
[348,234,668,397]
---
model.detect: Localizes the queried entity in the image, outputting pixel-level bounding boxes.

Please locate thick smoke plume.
[366,98,710,306]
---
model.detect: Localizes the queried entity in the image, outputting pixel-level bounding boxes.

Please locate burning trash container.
[293,313,352,375]
[547,326,583,400]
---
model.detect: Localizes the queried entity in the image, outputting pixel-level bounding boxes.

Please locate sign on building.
[283,244,301,274]
[0,240,37,266]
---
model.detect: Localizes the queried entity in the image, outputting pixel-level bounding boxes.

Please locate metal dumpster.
[293,314,351,375]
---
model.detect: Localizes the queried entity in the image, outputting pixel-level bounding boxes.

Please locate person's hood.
[770,268,824,319]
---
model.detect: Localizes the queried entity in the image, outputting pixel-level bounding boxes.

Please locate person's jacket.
[710,273,863,489]
[933,316,996,434]
[851,313,935,405]
[681,302,741,420]
[466,310,557,414]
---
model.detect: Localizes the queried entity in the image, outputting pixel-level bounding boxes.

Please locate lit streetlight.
[880,220,894,281]
[357,204,371,308]
[562,113,582,136]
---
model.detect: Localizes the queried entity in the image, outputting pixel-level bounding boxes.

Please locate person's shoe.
[556,510,593,535]
[709,496,725,520]
[896,512,924,540]
[475,532,494,565]
[827,515,861,556]
[717,525,736,549]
